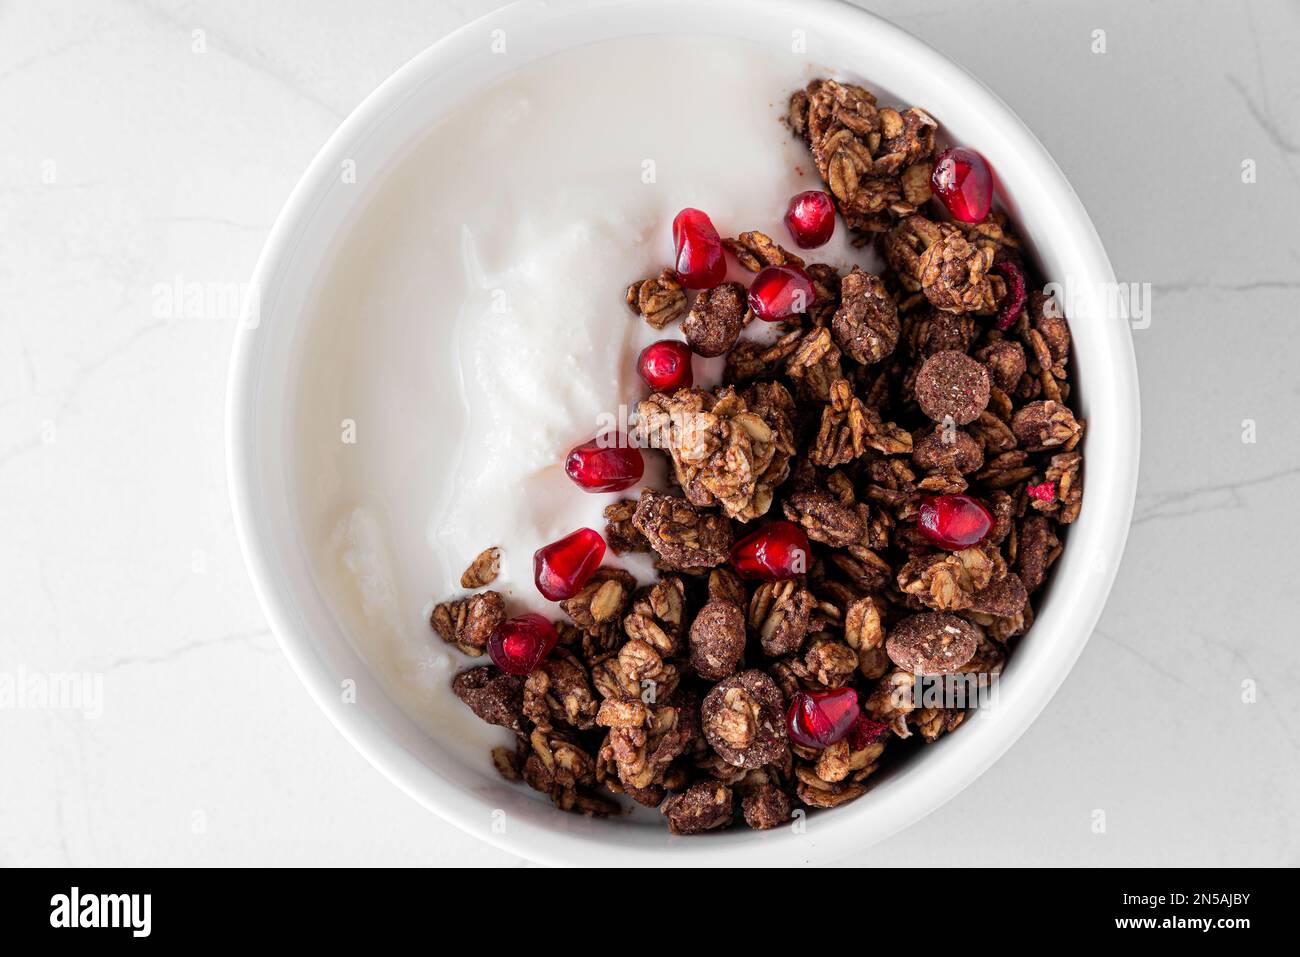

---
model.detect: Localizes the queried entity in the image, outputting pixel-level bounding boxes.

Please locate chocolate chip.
[885,612,979,675]
[914,350,990,425]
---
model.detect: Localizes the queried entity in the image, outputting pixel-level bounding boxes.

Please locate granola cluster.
[789,79,937,233]
[434,78,1084,834]
[637,383,796,522]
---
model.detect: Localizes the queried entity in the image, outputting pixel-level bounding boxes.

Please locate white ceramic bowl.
[227,0,1139,865]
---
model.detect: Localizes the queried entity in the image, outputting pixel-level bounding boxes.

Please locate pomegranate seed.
[848,713,890,751]
[784,190,836,248]
[992,260,1026,331]
[730,521,810,580]
[637,339,694,392]
[748,265,815,322]
[931,147,992,223]
[564,435,644,493]
[672,208,727,289]
[533,528,606,601]
[917,494,994,551]
[1027,481,1056,503]
[787,688,859,750]
[488,613,558,676]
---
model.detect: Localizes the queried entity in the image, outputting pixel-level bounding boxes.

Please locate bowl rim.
[226,0,1140,865]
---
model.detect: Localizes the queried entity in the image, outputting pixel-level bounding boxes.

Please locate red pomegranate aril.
[917,494,994,551]
[931,147,993,223]
[533,528,606,601]
[847,713,890,751]
[992,260,1027,331]
[748,265,815,322]
[729,521,810,580]
[488,613,558,676]
[784,190,836,248]
[1027,481,1056,503]
[637,339,694,392]
[564,435,644,493]
[787,688,860,750]
[672,207,727,289]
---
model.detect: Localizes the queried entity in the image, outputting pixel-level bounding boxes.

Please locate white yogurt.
[292,36,873,747]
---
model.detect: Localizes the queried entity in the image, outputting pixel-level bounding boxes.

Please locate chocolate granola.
[435,77,1084,834]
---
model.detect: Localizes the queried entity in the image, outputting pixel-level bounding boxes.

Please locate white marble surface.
[1,0,1296,867]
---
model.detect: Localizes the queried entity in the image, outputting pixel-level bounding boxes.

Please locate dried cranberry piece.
[672,208,727,289]
[784,190,836,248]
[992,260,1027,331]
[847,713,890,751]
[1027,481,1056,503]
[637,339,693,391]
[564,435,644,493]
[931,147,992,223]
[487,613,558,676]
[917,494,994,550]
[729,521,810,580]
[748,265,814,322]
[787,688,859,750]
[533,527,606,601]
